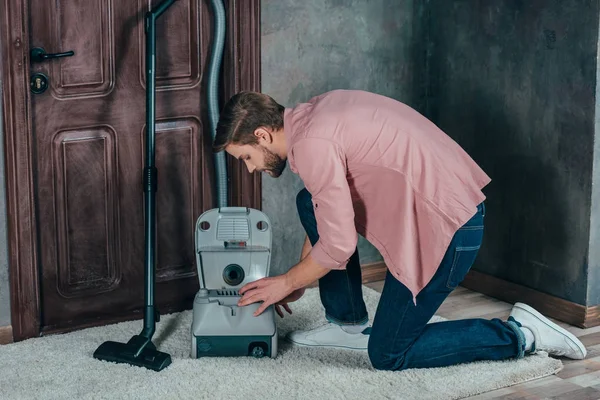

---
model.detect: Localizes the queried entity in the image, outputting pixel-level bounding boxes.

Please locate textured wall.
[589,23,600,306]
[260,0,424,275]
[425,0,598,306]
[0,83,10,326]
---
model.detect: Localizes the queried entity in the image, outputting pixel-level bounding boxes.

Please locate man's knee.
[296,188,312,213]
[368,343,406,371]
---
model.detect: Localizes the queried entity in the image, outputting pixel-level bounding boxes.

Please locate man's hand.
[238,274,295,317]
[274,287,305,317]
[237,248,330,317]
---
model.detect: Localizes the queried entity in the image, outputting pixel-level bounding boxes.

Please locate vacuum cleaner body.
[191,207,277,359]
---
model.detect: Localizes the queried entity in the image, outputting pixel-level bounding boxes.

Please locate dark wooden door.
[28,0,217,333]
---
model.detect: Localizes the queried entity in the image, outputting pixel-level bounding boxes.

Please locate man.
[213,89,586,370]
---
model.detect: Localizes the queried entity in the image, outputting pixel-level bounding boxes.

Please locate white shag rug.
[0,286,562,400]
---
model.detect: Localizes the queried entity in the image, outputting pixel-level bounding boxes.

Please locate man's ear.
[253,127,273,144]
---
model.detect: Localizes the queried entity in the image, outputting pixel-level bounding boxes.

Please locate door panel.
[29,0,214,331]
[154,119,202,282]
[50,0,114,98]
[53,127,120,299]
[138,0,201,89]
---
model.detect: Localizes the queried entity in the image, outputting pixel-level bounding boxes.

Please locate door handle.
[30,47,74,63]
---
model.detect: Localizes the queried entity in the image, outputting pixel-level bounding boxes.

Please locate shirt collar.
[283,107,299,173]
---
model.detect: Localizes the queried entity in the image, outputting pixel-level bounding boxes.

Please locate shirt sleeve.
[292,138,357,270]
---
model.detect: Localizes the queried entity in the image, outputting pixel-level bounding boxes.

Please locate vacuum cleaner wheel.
[249,342,267,358]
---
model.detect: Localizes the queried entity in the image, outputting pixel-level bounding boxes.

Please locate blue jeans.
[296,188,526,371]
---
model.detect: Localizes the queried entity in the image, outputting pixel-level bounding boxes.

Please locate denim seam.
[456,245,481,251]
[344,269,361,323]
[326,313,369,326]
[379,298,412,369]
[506,317,526,359]
[459,226,484,231]
[403,347,508,367]
[446,250,460,289]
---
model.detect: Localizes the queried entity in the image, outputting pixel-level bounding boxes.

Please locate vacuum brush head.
[93,335,172,372]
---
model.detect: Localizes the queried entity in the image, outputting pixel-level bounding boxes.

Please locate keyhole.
[30,73,49,94]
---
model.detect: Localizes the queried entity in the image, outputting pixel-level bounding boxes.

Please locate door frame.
[0,0,261,342]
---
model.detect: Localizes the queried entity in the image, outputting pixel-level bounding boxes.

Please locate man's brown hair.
[213,91,285,152]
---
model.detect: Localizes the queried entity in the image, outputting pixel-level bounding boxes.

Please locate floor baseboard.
[348,262,599,329]
[461,270,598,329]
[0,326,13,345]
[360,262,387,283]
[307,261,387,288]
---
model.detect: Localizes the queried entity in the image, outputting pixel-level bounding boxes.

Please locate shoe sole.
[284,335,368,351]
[512,302,586,359]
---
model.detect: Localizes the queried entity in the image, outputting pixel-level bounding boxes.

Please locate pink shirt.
[284,90,491,300]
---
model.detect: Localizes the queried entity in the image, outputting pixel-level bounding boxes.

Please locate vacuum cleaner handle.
[92,0,180,372]
[149,0,179,19]
[140,0,181,341]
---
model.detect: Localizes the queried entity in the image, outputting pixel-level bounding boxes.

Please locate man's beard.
[261,147,287,177]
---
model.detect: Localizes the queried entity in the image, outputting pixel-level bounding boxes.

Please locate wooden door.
[0,0,261,336]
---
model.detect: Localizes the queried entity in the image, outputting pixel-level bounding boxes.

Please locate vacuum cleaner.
[189,0,278,359]
[190,207,278,359]
[92,0,179,372]
[94,0,276,370]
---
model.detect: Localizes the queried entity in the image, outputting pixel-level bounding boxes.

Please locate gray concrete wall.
[0,83,10,326]
[589,15,600,307]
[425,0,598,306]
[261,0,425,275]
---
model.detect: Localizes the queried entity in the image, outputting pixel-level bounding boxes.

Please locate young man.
[213,89,586,370]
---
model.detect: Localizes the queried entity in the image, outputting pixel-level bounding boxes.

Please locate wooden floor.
[365,281,600,400]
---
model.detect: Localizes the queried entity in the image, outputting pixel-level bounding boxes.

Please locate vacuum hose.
[207,0,228,208]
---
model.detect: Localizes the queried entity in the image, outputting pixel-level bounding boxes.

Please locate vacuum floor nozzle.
[93,335,172,372]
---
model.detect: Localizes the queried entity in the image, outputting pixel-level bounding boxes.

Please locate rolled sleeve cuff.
[310,241,350,270]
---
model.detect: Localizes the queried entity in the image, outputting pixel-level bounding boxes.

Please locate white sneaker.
[509,302,587,359]
[285,323,370,350]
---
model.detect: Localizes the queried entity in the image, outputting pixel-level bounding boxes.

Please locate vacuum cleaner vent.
[217,218,249,241]
[216,290,239,296]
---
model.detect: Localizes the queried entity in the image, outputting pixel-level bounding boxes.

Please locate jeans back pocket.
[446,226,483,289]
